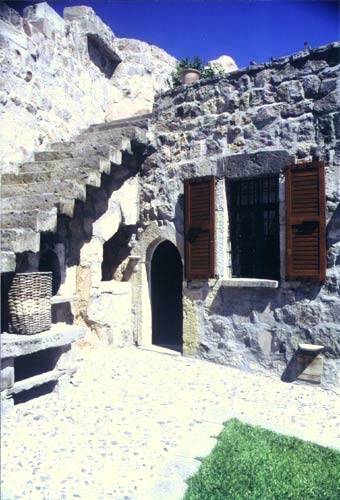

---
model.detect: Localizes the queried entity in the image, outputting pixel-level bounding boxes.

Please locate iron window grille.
[229,176,280,280]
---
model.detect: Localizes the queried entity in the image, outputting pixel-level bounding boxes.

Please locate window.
[183,162,326,283]
[229,176,280,280]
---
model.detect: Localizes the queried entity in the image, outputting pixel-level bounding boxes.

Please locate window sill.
[220,278,279,289]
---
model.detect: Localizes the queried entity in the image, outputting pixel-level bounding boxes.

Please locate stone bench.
[1,323,85,412]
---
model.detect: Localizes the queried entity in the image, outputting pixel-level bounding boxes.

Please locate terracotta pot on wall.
[180,68,201,85]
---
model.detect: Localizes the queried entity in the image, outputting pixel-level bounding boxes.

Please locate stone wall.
[49,167,140,348]
[138,42,340,387]
[0,2,176,173]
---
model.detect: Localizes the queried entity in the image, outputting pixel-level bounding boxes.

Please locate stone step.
[3,194,75,217]
[88,113,151,131]
[130,127,151,149]
[19,157,108,174]
[50,132,127,153]
[1,228,40,253]
[0,251,16,273]
[3,167,102,189]
[1,208,57,232]
[2,171,56,185]
[36,148,119,171]
[34,150,74,161]
[77,130,128,145]
[2,179,87,201]
[48,141,77,152]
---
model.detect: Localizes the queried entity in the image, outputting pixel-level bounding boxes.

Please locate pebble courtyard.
[2,346,339,500]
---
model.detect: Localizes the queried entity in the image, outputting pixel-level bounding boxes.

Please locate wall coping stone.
[156,41,340,101]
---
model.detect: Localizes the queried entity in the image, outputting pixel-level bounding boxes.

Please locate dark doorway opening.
[151,241,183,352]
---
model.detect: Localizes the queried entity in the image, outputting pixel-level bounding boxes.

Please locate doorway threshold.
[137,344,182,357]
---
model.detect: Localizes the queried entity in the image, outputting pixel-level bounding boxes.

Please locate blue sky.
[10,1,340,68]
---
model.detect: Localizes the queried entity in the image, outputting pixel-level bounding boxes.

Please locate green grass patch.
[185,419,340,500]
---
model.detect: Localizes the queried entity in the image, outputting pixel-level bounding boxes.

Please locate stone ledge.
[220,278,279,289]
[51,295,76,304]
[1,323,85,359]
[9,368,67,395]
[298,343,325,353]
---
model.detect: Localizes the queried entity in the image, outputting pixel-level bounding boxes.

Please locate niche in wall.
[87,34,121,78]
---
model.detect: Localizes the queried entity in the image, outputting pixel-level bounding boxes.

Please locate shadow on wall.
[101,225,136,281]
[87,34,121,79]
[39,248,61,295]
[13,345,69,404]
[1,273,14,332]
[12,151,140,286]
[0,154,141,331]
[174,193,186,264]
[281,350,319,383]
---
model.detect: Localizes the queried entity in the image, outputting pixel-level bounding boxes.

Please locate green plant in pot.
[172,57,226,87]
[174,57,204,86]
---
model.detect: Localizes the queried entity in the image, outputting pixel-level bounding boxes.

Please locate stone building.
[1,2,339,405]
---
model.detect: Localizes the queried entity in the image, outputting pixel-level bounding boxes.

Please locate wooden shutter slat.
[286,162,326,282]
[185,176,215,280]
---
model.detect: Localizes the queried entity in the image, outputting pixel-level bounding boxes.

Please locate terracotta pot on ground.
[180,68,201,85]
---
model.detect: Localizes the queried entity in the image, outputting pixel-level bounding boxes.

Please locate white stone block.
[87,280,132,346]
[58,265,77,296]
[92,208,121,242]
[208,55,238,73]
[80,237,103,266]
[0,19,28,49]
[118,178,139,225]
[23,2,65,34]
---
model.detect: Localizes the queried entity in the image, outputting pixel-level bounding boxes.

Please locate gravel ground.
[1,345,339,500]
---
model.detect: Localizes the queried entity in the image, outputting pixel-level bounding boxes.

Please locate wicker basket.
[8,272,52,335]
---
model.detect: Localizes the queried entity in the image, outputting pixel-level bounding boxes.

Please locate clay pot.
[180,68,201,85]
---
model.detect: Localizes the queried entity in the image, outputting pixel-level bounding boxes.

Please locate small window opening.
[87,34,121,78]
[229,176,280,279]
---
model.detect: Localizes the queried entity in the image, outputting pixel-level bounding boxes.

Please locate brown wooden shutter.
[285,162,326,282]
[185,176,215,280]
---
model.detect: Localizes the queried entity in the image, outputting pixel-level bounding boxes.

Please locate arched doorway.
[151,240,183,352]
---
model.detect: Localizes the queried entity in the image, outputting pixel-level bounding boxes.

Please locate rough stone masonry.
[0,2,339,390]
[0,2,176,173]
[137,41,340,387]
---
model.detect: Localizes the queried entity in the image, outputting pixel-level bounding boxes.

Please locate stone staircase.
[1,114,153,273]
